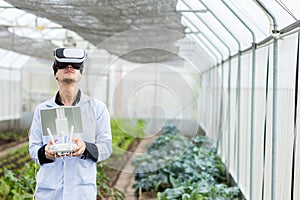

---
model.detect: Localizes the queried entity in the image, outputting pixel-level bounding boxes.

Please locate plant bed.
[104,118,145,184]
[105,138,141,187]
[0,129,29,151]
[132,125,242,200]
[0,144,31,177]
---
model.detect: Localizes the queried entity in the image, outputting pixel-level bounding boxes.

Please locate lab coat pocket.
[68,158,97,185]
[36,162,58,189]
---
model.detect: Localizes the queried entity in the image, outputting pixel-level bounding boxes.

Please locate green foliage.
[99,118,145,199]
[96,163,125,200]
[111,118,145,158]
[0,129,28,143]
[0,144,31,177]
[132,125,241,200]
[0,162,37,200]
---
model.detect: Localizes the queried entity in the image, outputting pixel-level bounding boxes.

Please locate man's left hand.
[71,138,86,156]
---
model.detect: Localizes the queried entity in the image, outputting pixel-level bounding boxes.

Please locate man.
[29,48,112,199]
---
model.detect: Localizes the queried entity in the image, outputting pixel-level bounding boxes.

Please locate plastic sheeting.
[199,31,300,199]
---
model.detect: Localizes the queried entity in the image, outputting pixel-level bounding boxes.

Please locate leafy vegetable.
[132,125,242,199]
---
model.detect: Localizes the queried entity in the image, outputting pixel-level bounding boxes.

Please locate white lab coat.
[29,92,112,200]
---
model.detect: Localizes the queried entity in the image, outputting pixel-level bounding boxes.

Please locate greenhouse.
[0,0,299,199]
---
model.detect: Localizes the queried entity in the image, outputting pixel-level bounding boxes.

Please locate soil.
[138,191,157,200]
[114,135,158,200]
[105,139,141,186]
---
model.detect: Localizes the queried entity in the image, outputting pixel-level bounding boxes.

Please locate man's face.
[55,64,82,83]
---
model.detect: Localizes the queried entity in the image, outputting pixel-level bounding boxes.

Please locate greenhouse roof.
[0,0,299,70]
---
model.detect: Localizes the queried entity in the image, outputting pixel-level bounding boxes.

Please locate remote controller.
[49,143,77,153]
[47,127,77,155]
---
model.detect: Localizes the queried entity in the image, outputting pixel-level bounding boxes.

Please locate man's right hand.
[45,139,57,160]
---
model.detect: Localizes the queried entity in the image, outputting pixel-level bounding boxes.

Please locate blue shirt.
[29,92,112,200]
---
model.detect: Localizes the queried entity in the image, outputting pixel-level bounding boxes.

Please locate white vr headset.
[54,48,86,63]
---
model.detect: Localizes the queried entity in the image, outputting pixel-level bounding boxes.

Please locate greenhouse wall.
[0,67,22,130]
[200,31,300,199]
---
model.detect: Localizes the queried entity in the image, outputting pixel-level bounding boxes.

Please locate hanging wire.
[275,0,298,21]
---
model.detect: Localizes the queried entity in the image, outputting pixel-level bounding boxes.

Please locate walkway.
[114,135,157,200]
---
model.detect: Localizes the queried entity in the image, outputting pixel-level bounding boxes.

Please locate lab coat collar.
[45,90,91,107]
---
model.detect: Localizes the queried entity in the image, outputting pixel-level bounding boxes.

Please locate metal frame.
[177,0,287,199]
[219,1,257,198]
[254,1,279,200]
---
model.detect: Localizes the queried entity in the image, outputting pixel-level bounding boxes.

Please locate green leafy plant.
[0,129,29,151]
[0,162,37,200]
[132,125,242,200]
[0,145,31,177]
[96,163,125,200]
[110,118,145,158]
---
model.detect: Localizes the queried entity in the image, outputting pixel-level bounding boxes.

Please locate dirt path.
[114,136,157,200]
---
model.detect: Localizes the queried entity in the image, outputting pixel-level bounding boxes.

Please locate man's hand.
[45,139,57,160]
[72,138,86,157]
